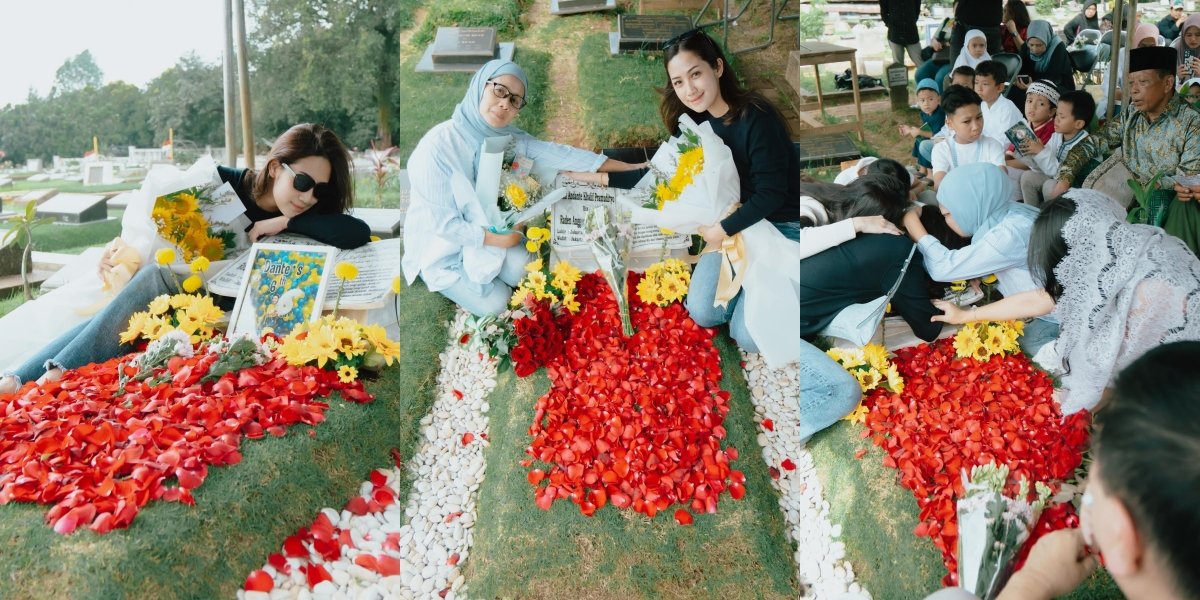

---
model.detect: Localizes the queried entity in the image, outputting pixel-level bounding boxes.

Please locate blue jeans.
[438,246,532,316]
[917,139,935,168]
[800,338,862,440]
[685,221,800,353]
[1018,316,1059,357]
[7,266,178,383]
[914,59,945,88]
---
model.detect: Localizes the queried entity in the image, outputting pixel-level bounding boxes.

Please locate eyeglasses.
[280,162,332,202]
[486,80,527,110]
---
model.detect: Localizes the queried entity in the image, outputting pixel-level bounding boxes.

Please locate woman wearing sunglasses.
[0,123,369,393]
[402,59,643,316]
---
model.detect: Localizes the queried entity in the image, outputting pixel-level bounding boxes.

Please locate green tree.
[53,50,104,95]
[249,0,404,148]
[145,54,227,147]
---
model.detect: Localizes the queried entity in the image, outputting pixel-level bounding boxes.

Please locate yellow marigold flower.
[527,226,550,241]
[953,326,984,360]
[562,291,580,313]
[949,280,967,293]
[335,262,359,281]
[391,276,401,294]
[506,182,528,209]
[636,277,659,306]
[525,240,541,253]
[338,365,358,383]
[982,274,998,285]
[525,258,544,272]
[526,270,548,290]
[862,344,890,371]
[182,275,203,294]
[551,260,581,287]
[189,256,211,274]
[121,312,150,344]
[155,248,177,266]
[148,295,171,316]
[843,402,869,424]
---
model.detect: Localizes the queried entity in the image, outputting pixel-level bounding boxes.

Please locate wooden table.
[789,41,866,142]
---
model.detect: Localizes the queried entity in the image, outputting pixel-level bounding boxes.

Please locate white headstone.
[25,158,43,172]
[36,193,108,223]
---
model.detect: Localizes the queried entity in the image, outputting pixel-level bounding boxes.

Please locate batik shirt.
[1055,133,1103,184]
[1099,94,1200,188]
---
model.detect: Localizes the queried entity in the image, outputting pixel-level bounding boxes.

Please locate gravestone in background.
[550,0,616,15]
[609,14,694,54]
[35,193,108,224]
[0,238,29,278]
[415,27,516,73]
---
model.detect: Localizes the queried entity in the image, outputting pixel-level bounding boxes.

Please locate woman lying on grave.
[0,123,369,394]
[600,28,800,354]
[930,190,1200,414]
[794,172,928,440]
[901,163,1058,355]
[400,59,643,317]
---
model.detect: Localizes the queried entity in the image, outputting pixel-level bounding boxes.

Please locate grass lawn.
[0,212,123,254]
[409,0,526,49]
[465,335,799,598]
[1,180,139,194]
[575,32,670,149]
[0,278,456,599]
[809,421,1123,599]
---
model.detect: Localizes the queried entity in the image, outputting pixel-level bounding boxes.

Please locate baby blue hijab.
[936,163,1039,236]
[451,59,531,167]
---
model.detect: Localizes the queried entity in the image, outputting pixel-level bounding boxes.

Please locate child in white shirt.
[973,60,1024,147]
[931,85,1007,190]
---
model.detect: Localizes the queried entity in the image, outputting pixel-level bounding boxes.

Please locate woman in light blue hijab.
[902,163,1059,353]
[402,59,643,316]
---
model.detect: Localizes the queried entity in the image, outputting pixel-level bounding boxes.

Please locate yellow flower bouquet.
[275,315,400,383]
[510,258,583,314]
[636,258,691,307]
[953,320,1024,362]
[121,293,225,346]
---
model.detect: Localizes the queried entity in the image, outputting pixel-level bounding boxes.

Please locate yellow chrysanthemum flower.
[121,312,151,344]
[949,280,967,293]
[525,258,544,272]
[885,364,905,393]
[338,365,358,383]
[954,326,984,360]
[527,226,550,241]
[561,291,580,313]
[182,275,203,294]
[335,262,359,281]
[189,256,211,274]
[843,402,869,424]
[862,344,890,371]
[526,270,547,290]
[982,274,998,285]
[510,286,532,307]
[551,261,581,287]
[147,295,171,316]
[155,248,177,266]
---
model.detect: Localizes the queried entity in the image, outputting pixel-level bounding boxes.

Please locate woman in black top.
[1063,1,1100,44]
[0,123,370,392]
[1011,20,1077,107]
[604,29,800,355]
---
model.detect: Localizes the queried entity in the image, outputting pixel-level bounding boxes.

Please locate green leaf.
[23,201,36,221]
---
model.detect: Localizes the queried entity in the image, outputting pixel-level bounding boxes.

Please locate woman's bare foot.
[0,375,19,395]
[37,367,64,385]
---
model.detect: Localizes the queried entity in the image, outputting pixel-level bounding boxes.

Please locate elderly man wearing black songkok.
[1099,46,1200,255]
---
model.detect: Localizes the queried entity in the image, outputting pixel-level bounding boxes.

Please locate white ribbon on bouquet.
[617,115,801,367]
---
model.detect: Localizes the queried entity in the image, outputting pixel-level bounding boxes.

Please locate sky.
[0,0,228,107]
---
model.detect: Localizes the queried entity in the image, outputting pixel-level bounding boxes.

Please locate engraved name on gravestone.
[552,0,614,13]
[431,27,498,66]
[615,14,693,52]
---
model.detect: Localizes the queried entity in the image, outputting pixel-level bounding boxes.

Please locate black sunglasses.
[486,80,527,110]
[663,27,706,50]
[280,162,333,202]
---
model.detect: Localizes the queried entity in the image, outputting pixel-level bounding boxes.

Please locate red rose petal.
[377,555,401,576]
[674,509,694,525]
[244,570,274,592]
[761,419,774,431]
[461,432,474,446]
[780,459,796,471]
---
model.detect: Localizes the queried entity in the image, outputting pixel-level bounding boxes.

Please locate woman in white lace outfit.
[930,189,1200,414]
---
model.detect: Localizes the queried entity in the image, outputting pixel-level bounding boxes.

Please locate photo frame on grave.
[228,243,337,338]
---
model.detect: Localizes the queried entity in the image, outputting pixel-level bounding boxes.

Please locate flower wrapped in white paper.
[956,463,1051,600]
[618,114,800,366]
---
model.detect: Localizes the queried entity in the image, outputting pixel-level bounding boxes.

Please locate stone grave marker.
[550,0,616,16]
[35,193,108,224]
[106,191,136,209]
[348,207,405,239]
[415,27,516,73]
[15,188,58,212]
[609,14,693,54]
[0,238,29,278]
[25,158,43,172]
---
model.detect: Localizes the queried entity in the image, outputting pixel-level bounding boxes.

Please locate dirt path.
[522,0,608,148]
[398,6,429,48]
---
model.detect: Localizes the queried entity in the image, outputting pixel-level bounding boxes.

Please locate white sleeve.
[1032,136,1062,174]
[800,219,856,259]
[932,141,952,174]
